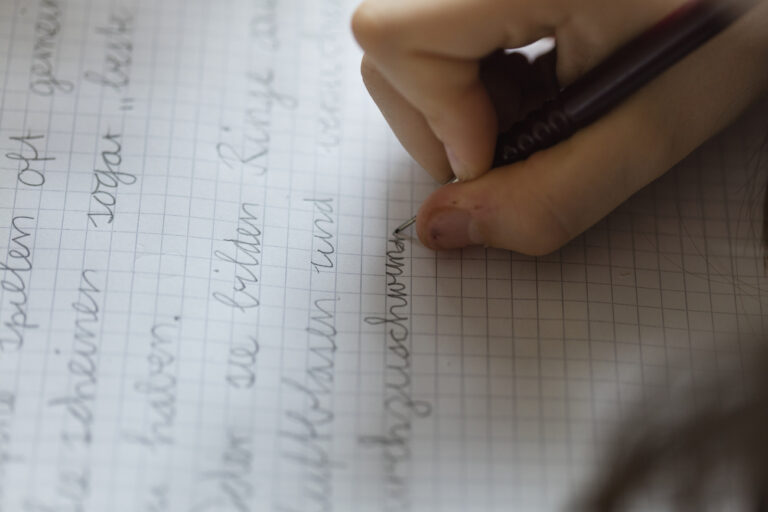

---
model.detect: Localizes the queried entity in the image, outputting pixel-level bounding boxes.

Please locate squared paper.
[0,0,767,511]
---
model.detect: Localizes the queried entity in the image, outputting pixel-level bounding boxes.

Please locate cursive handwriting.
[0,216,37,352]
[87,130,137,227]
[23,467,90,512]
[145,485,169,512]
[279,378,337,512]
[5,132,53,187]
[191,430,254,512]
[0,391,15,507]
[38,271,102,512]
[29,0,74,96]
[123,322,179,449]
[84,9,134,91]
[305,198,335,273]
[217,70,296,175]
[277,297,340,512]
[308,0,344,150]
[49,270,102,446]
[250,0,278,52]
[212,203,262,312]
[226,336,259,390]
[361,236,432,511]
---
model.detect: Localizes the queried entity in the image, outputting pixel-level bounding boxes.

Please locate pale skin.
[351,0,768,254]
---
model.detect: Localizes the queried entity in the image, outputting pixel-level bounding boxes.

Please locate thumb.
[416,7,768,254]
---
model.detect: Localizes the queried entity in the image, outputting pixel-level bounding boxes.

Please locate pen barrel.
[561,0,739,126]
[493,99,574,167]
[492,0,747,169]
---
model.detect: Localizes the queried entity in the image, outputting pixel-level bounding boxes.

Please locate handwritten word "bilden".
[212,203,262,312]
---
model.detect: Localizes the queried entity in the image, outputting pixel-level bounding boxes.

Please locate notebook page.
[0,0,766,511]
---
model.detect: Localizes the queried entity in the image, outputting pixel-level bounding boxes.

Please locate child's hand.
[352,0,768,253]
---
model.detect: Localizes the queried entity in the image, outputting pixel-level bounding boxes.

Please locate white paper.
[0,0,766,511]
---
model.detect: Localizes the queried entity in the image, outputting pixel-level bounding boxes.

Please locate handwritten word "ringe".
[217,70,296,175]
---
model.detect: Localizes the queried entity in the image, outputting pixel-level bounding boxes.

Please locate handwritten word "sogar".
[88,130,137,227]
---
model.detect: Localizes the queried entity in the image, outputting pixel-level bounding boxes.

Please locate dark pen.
[394,0,751,235]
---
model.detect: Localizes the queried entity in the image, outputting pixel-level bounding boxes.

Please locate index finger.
[352,0,563,180]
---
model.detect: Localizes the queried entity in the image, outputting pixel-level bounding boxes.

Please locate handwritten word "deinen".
[88,130,137,228]
[0,216,37,352]
[5,132,53,187]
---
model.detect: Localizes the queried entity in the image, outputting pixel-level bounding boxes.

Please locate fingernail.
[427,208,483,249]
[444,144,471,181]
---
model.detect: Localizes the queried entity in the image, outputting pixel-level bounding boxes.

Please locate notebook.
[0,0,766,510]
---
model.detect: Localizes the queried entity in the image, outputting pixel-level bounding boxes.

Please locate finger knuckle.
[351,2,396,52]
[503,160,577,255]
[359,54,379,84]
[518,220,573,255]
[509,206,573,255]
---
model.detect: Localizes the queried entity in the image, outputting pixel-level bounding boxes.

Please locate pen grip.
[493,99,574,167]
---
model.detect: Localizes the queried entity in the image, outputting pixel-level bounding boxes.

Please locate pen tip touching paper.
[393,216,417,235]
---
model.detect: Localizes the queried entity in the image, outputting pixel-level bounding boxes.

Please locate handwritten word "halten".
[5,132,53,187]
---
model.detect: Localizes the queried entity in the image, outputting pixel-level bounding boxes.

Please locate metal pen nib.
[393,216,416,235]
[393,176,459,236]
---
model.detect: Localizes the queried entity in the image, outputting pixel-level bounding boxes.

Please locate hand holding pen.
[352,0,768,254]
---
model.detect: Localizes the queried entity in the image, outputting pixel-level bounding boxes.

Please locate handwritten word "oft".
[5,132,53,187]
